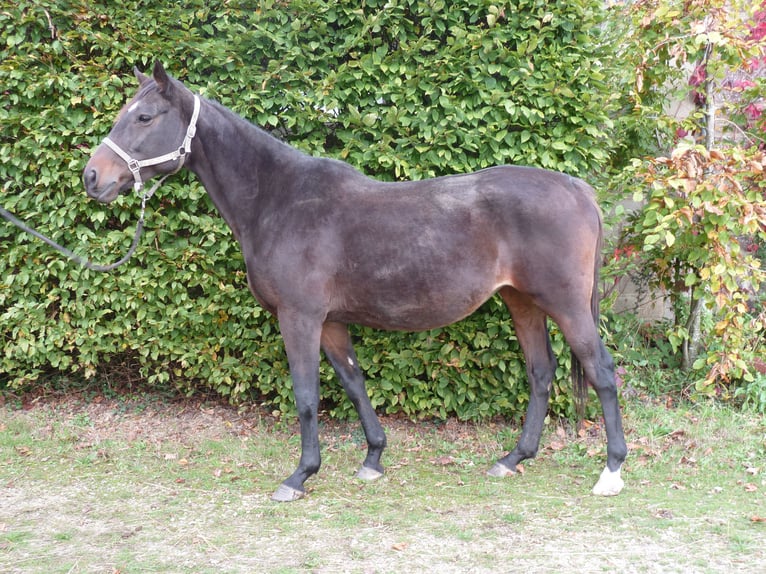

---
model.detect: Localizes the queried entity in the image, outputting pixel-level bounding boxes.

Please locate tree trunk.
[683,49,715,371]
[682,295,703,370]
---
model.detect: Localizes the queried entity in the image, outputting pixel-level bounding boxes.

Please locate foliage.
[0,0,617,420]
[735,372,766,415]
[600,310,687,397]
[619,145,766,388]
[607,0,766,396]
[606,0,766,160]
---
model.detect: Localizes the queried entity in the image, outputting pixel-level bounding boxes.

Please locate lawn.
[1,391,764,573]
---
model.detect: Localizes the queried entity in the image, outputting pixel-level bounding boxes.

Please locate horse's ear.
[152,61,172,95]
[134,67,150,86]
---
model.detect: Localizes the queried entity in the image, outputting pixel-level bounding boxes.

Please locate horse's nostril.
[84,168,97,187]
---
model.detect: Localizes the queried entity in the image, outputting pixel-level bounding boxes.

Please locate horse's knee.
[529,360,555,389]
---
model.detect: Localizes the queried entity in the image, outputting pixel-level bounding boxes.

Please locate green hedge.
[1,0,617,419]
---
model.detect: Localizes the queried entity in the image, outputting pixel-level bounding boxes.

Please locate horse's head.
[83,61,199,203]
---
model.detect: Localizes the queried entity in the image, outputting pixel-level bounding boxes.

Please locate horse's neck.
[188,99,303,239]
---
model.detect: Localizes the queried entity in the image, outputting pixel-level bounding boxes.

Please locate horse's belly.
[330,273,501,331]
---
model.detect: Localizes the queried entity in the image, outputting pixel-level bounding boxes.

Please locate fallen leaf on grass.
[582,419,595,428]
[213,467,236,479]
[751,516,766,523]
[392,542,409,552]
[431,455,455,466]
[14,446,31,457]
[627,439,660,459]
[744,483,758,493]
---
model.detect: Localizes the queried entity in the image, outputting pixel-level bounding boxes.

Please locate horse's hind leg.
[582,338,626,495]
[321,321,387,480]
[488,287,556,477]
[556,313,627,496]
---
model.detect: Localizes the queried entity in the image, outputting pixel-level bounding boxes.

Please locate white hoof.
[271,483,305,502]
[487,462,516,478]
[356,466,384,481]
[592,466,624,496]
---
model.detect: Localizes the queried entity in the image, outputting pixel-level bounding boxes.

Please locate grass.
[0,393,764,573]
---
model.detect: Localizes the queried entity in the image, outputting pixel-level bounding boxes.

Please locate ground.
[1,391,764,573]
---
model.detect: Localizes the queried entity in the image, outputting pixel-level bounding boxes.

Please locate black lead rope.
[0,199,146,273]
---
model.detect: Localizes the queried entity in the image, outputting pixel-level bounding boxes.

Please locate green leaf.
[664,231,676,247]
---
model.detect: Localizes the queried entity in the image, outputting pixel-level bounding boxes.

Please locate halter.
[102,94,201,195]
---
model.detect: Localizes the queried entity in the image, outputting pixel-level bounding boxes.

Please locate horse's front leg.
[271,310,324,502]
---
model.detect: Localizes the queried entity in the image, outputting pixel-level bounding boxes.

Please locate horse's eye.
[138,114,152,124]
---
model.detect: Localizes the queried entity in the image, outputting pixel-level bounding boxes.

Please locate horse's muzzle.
[83,165,131,203]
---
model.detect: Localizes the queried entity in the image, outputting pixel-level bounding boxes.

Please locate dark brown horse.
[84,62,627,502]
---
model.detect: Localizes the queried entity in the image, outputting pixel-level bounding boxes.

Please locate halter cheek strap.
[102,94,201,195]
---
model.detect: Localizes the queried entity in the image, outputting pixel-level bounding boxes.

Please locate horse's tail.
[572,206,604,419]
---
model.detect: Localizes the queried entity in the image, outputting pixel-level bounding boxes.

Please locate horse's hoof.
[487,462,516,477]
[356,465,384,481]
[592,467,624,496]
[271,483,306,502]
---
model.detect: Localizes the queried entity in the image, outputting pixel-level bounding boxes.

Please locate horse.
[83,62,627,502]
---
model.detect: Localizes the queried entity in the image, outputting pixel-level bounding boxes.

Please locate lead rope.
[0,186,148,272]
[0,164,171,272]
